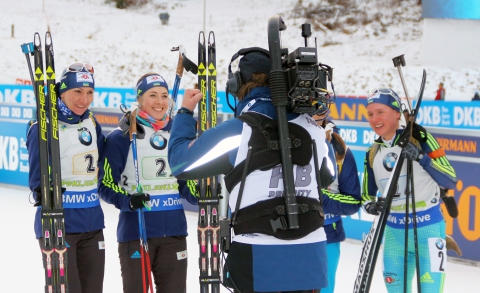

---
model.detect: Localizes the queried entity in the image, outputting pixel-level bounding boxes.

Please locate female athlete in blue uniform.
[98,73,197,293]
[28,64,106,293]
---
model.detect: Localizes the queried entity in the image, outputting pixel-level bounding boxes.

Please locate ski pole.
[169,45,198,119]
[392,55,423,293]
[129,109,154,293]
[392,55,413,113]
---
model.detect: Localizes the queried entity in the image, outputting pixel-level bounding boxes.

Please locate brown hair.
[237,72,269,101]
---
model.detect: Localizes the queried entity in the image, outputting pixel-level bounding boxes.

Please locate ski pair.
[21,32,68,293]
[197,31,221,293]
[353,58,427,293]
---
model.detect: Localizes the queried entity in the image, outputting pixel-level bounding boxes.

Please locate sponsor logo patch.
[177,250,188,260]
[146,75,166,84]
[76,72,93,83]
[420,272,434,283]
[383,152,398,171]
[131,251,141,259]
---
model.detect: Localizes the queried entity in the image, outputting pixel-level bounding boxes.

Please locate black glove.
[406,122,428,143]
[364,197,388,215]
[129,192,151,211]
[413,123,428,143]
[403,142,424,162]
[33,186,66,207]
[397,122,428,148]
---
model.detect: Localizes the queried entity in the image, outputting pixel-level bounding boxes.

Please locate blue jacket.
[98,118,198,242]
[169,88,356,214]
[323,147,361,243]
[27,101,105,238]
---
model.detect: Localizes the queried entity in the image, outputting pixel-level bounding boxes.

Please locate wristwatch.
[177,107,194,116]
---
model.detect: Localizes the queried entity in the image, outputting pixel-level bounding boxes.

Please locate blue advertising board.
[0,103,33,186]
[422,0,480,20]
[329,97,480,130]
[0,84,234,114]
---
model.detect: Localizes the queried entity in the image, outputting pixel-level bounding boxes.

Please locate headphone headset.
[225,47,270,97]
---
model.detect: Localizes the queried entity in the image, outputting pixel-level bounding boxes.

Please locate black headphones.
[225,47,270,97]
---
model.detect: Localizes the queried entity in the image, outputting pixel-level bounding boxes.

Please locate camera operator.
[168,50,333,292]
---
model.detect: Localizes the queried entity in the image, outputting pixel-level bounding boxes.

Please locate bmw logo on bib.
[435,239,444,250]
[150,132,167,150]
[78,127,92,146]
[383,152,398,172]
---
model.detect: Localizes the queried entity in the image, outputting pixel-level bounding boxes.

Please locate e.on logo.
[442,180,480,241]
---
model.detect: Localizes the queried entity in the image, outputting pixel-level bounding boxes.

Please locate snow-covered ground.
[0,0,479,101]
[2,185,480,292]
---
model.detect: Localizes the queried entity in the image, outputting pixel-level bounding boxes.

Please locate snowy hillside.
[1,0,479,101]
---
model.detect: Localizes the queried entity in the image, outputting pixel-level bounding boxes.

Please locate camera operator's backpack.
[224,112,326,240]
[224,112,313,192]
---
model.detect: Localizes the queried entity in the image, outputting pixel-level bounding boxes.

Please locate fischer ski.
[197,30,210,293]
[207,31,221,293]
[24,32,68,293]
[196,30,221,293]
[45,31,68,293]
[353,68,426,293]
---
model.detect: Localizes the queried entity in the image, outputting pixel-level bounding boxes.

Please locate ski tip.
[198,33,205,44]
[34,32,42,46]
[208,31,215,43]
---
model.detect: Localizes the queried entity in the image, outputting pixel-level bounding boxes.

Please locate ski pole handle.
[20,42,35,86]
[169,46,186,118]
[392,54,413,113]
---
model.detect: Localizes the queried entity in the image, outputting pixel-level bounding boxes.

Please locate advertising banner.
[0,103,34,186]
[0,84,235,114]
[329,97,480,130]
[422,0,480,20]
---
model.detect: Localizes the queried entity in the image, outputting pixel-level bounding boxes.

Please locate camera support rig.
[267,15,300,229]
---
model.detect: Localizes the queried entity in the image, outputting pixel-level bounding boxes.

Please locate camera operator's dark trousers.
[234,289,320,293]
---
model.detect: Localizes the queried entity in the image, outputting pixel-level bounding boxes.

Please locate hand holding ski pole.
[33,187,66,207]
[364,197,388,216]
[403,142,424,162]
[129,192,151,211]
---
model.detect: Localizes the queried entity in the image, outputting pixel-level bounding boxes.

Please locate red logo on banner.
[15,78,32,85]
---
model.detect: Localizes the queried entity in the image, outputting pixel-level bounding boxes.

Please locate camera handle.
[267,15,299,229]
